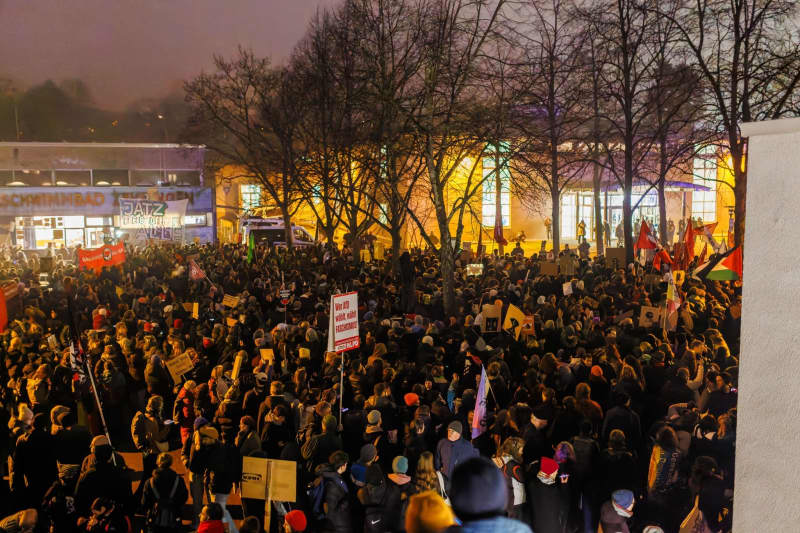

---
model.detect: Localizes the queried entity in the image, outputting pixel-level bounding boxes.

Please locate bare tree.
[511,0,587,256]
[185,50,304,247]
[402,0,509,314]
[658,0,800,247]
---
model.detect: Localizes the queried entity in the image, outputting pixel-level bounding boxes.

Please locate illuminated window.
[482,157,510,227]
[692,146,717,222]
[240,184,262,211]
[378,203,389,226]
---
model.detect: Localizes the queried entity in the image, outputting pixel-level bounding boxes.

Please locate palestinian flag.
[693,246,743,281]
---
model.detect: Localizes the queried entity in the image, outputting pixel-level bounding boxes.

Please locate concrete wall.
[735,117,800,531]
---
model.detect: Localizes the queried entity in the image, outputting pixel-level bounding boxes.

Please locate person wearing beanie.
[364,408,395,474]
[527,456,574,533]
[386,456,414,532]
[198,503,225,533]
[80,435,128,475]
[598,489,635,533]
[351,443,378,488]
[522,404,552,466]
[141,452,189,533]
[445,457,531,533]
[73,432,133,517]
[284,509,307,532]
[405,491,456,533]
[52,409,91,481]
[434,420,478,489]
[403,393,420,408]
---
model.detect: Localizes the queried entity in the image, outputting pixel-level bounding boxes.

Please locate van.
[241,218,316,248]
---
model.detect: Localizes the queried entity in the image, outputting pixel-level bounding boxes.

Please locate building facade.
[0,143,215,250]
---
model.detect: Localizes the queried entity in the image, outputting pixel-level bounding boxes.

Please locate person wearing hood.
[357,464,391,533]
[141,452,188,533]
[131,395,170,503]
[173,380,197,444]
[363,410,395,474]
[80,436,127,476]
[598,489,635,533]
[444,457,531,533]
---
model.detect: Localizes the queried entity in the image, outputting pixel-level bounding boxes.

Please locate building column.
[736,117,800,531]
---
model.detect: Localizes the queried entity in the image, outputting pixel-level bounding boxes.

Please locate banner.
[119,197,188,243]
[329,292,360,352]
[78,243,126,273]
[639,306,662,328]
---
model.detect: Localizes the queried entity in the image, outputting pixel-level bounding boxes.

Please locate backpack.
[145,476,181,531]
[305,475,327,521]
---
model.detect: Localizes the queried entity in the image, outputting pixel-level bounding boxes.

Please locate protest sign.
[192,303,199,319]
[222,294,240,308]
[241,457,267,499]
[559,256,576,276]
[226,317,237,327]
[466,263,484,276]
[329,292,360,352]
[232,352,245,381]
[480,303,501,333]
[673,270,686,287]
[503,304,527,340]
[78,243,126,273]
[164,352,194,383]
[606,247,626,267]
[298,347,310,359]
[563,281,573,296]
[521,315,536,337]
[540,262,558,276]
[260,348,274,366]
[639,306,662,328]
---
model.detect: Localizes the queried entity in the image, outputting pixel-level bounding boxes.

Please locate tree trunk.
[551,187,560,255]
[732,149,746,248]
[440,239,456,316]
[657,178,668,246]
[592,162,604,256]
[282,208,294,250]
[390,229,402,275]
[495,153,504,256]
[623,152,634,265]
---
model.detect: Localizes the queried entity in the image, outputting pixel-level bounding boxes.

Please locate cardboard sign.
[260,348,275,365]
[606,247,626,267]
[480,303,501,333]
[192,302,199,319]
[222,294,240,308]
[466,263,484,277]
[232,352,245,381]
[639,306,662,328]
[540,262,558,276]
[164,352,194,383]
[226,317,237,327]
[563,281,573,296]
[521,315,536,337]
[559,256,576,276]
[328,292,360,352]
[241,457,297,502]
[298,347,310,359]
[503,304,527,340]
[673,270,686,287]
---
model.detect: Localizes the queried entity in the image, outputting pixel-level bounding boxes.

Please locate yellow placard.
[298,347,311,359]
[226,317,237,327]
[192,302,199,319]
[164,352,194,383]
[222,294,240,308]
[241,457,268,500]
[503,304,527,340]
[673,270,685,287]
[268,459,297,502]
[260,348,274,365]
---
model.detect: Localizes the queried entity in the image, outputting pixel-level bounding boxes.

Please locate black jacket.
[141,467,189,517]
[319,466,352,533]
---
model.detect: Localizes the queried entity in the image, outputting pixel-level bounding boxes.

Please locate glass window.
[378,203,389,226]
[86,216,112,226]
[62,216,85,229]
[692,146,717,222]
[561,193,577,240]
[55,170,91,186]
[241,184,262,211]
[481,157,510,227]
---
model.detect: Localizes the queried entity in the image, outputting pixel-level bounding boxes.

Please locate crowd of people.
[0,238,740,533]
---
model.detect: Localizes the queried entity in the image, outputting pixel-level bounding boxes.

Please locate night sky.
[0,0,334,109]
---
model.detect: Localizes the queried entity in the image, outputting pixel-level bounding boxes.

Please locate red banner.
[78,243,126,273]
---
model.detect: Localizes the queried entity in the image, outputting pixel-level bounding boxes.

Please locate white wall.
[735,117,800,531]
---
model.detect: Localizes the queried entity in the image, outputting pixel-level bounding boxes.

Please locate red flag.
[698,243,708,265]
[494,218,507,246]
[78,243,126,273]
[634,221,658,252]
[653,249,673,271]
[188,259,206,281]
[683,223,697,262]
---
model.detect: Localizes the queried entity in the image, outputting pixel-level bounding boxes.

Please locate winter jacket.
[74,461,132,517]
[435,437,478,484]
[318,466,351,533]
[527,477,573,533]
[597,500,630,533]
[173,388,196,443]
[141,467,189,521]
[11,428,57,504]
[358,482,391,533]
